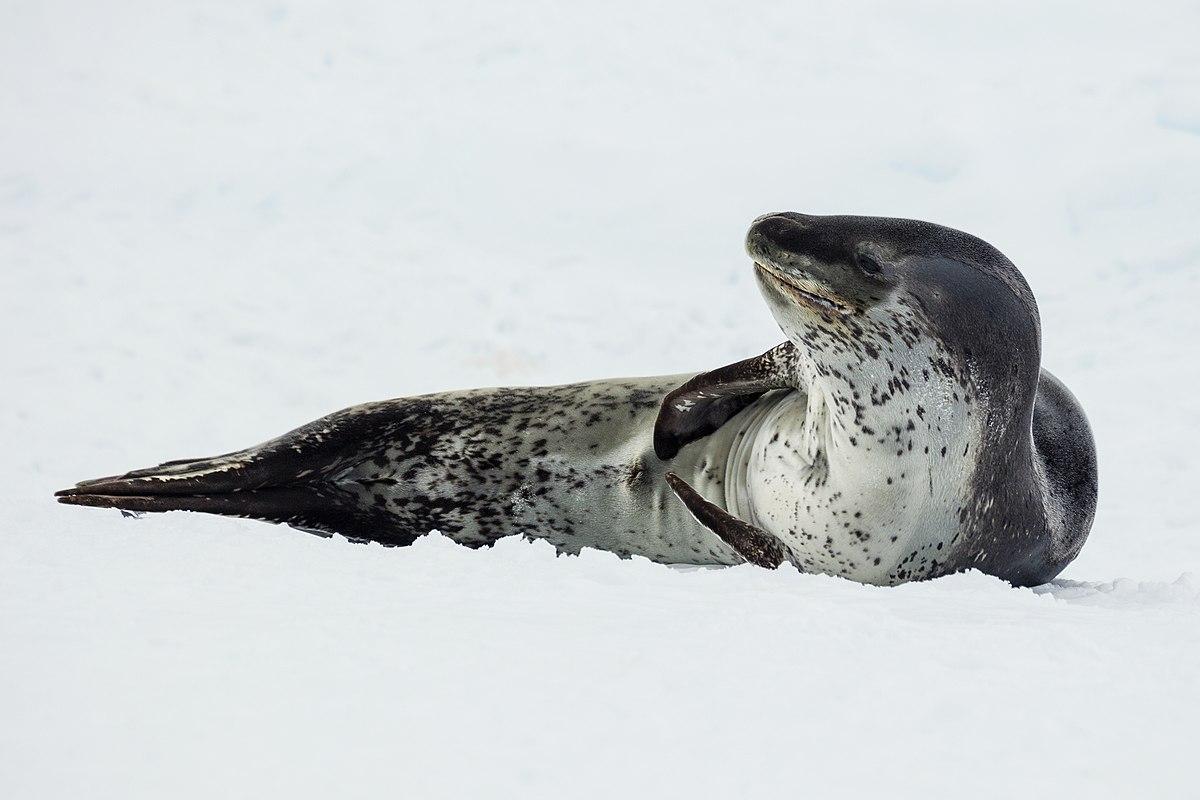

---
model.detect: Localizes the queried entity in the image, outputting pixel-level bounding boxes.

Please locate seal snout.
[746,212,858,315]
[748,209,808,236]
[745,212,813,266]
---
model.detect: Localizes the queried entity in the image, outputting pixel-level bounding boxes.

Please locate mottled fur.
[57,213,1098,587]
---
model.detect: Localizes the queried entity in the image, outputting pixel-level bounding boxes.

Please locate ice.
[2,1,1198,797]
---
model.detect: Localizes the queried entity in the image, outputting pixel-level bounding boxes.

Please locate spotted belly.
[738,391,969,585]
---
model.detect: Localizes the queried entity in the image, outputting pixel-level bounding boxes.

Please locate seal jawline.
[754,261,855,315]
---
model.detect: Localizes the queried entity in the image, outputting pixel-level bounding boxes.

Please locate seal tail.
[54,402,420,546]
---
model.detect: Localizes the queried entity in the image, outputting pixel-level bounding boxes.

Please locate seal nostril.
[856,252,883,275]
[748,215,810,256]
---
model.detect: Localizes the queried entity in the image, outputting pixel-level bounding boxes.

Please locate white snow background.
[2,1,1199,797]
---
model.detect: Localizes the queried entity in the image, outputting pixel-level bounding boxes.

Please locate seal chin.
[753,261,855,316]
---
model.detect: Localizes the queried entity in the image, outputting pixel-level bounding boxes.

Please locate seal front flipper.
[664,472,795,569]
[654,341,798,459]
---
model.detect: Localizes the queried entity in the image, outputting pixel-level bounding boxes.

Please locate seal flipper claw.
[664,472,793,569]
[654,342,798,460]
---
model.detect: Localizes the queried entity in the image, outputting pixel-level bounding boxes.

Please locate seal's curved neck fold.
[781,318,984,501]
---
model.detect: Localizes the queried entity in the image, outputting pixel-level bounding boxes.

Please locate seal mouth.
[753,262,855,315]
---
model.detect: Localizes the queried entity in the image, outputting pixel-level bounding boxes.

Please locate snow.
[2,1,1199,797]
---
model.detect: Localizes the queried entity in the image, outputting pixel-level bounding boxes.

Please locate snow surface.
[2,1,1199,797]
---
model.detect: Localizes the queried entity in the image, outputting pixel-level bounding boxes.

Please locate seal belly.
[740,389,974,585]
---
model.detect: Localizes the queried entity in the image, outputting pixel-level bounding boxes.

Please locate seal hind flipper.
[653,342,798,459]
[664,472,794,569]
[56,401,425,546]
[55,484,408,544]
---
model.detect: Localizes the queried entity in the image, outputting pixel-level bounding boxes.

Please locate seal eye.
[856,252,884,275]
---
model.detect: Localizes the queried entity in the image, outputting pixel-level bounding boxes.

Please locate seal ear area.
[653,341,798,460]
[664,472,795,570]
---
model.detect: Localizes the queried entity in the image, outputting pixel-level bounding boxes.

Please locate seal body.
[57,212,1098,587]
[323,378,745,565]
[57,377,742,565]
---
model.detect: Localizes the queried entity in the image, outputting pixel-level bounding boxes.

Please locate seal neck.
[788,336,984,501]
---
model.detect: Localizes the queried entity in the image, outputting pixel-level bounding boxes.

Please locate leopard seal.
[56,212,1097,587]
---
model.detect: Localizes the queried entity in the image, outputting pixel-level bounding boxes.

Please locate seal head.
[659,212,1097,586]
